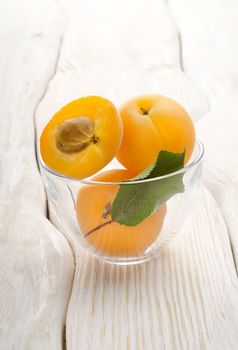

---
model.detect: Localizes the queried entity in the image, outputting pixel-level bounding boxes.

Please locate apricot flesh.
[117,94,195,174]
[76,169,167,257]
[40,96,122,179]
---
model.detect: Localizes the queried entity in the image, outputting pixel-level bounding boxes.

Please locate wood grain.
[168,0,238,104]
[65,188,238,350]
[0,1,74,349]
[168,0,238,267]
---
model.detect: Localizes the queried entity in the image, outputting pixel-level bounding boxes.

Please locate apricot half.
[117,94,195,174]
[40,96,122,179]
[76,169,167,257]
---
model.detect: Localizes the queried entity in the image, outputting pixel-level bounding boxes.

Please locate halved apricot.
[117,94,195,174]
[76,169,167,257]
[40,96,122,179]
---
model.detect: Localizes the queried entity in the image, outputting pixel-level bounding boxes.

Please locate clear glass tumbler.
[39,140,204,265]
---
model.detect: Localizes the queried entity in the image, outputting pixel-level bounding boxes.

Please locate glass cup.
[39,140,204,265]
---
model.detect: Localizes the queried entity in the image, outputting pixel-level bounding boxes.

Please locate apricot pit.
[55,116,97,153]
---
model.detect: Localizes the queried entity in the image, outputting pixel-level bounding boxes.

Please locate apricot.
[76,169,167,257]
[117,94,195,174]
[40,96,122,179]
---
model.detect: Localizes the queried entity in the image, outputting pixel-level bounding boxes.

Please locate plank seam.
[205,187,238,278]
[165,0,211,114]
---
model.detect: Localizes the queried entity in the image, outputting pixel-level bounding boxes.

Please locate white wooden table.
[1,1,238,349]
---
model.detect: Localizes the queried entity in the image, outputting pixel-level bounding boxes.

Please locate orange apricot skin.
[76,169,167,257]
[117,94,195,174]
[40,96,122,179]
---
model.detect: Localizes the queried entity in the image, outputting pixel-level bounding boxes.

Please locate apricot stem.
[140,107,149,115]
[85,219,114,237]
[102,202,112,219]
[90,134,99,144]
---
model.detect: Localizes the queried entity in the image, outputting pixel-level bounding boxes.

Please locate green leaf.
[148,150,185,177]
[111,150,185,226]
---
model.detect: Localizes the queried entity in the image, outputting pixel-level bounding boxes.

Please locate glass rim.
[39,139,204,185]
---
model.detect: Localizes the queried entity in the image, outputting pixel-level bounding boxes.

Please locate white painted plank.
[168,0,238,105]
[0,1,74,349]
[168,0,238,265]
[66,188,238,350]
[197,92,238,268]
[35,1,238,349]
[1,0,238,349]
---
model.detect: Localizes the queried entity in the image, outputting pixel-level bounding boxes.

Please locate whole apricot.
[40,96,122,179]
[76,169,167,257]
[117,94,195,174]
